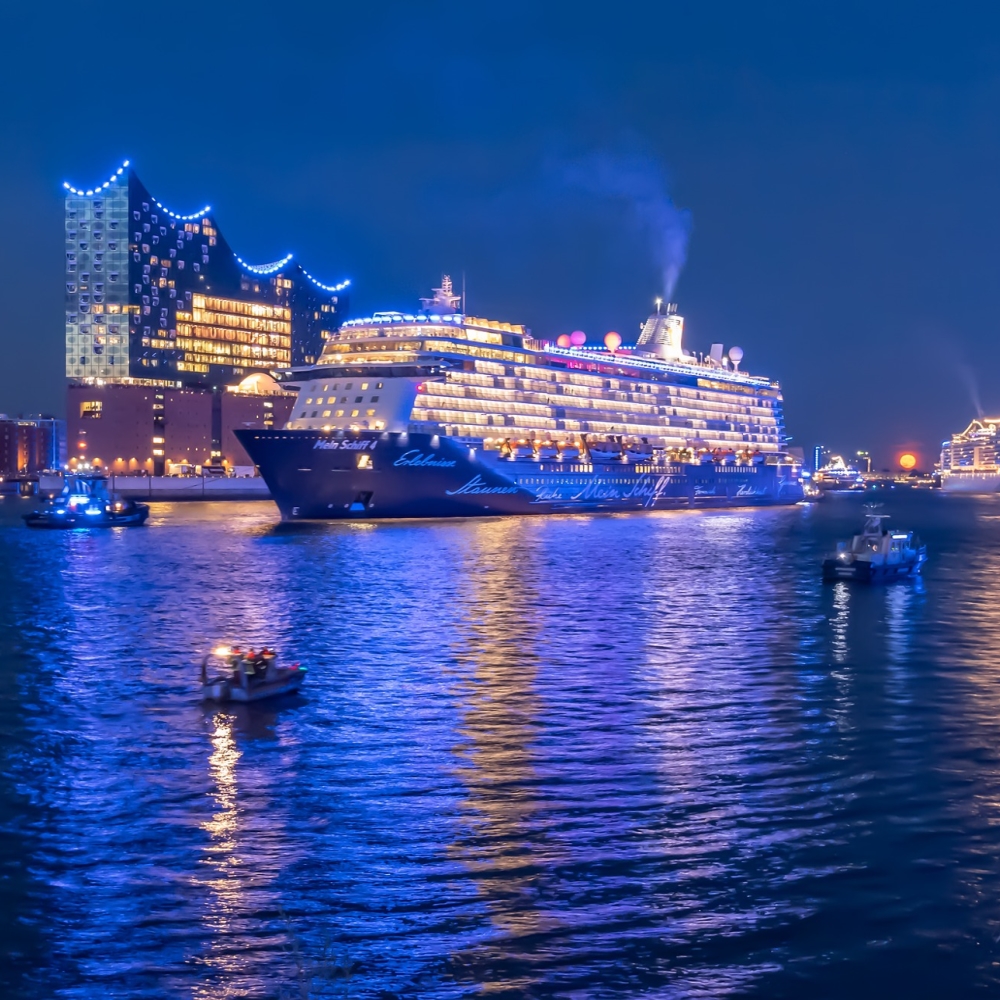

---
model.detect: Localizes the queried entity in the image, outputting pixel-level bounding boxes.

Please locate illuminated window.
[335,409,344,417]
[351,409,359,417]
[361,382,369,390]
[323,410,331,417]
[366,409,376,416]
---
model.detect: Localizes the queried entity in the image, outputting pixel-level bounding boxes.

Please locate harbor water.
[3,492,1000,997]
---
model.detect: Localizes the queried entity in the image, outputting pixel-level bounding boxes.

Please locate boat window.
[354,396,363,403]
[370,396,379,402]
[361,382,369,389]
[351,409,360,417]
[323,410,331,417]
[336,410,344,416]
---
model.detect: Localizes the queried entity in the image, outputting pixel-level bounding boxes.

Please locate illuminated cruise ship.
[237,278,803,519]
[940,418,1000,493]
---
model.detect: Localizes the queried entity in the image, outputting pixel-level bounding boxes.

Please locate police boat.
[822,507,927,582]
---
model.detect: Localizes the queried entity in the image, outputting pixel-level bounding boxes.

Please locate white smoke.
[562,151,692,299]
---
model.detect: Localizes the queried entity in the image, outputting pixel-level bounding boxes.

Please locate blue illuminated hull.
[237,429,803,520]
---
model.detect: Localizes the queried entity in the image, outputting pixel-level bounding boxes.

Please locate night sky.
[2,2,999,468]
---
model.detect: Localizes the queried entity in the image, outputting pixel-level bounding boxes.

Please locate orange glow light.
[899,452,917,470]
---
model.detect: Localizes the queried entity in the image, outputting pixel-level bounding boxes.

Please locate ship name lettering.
[394,449,457,468]
[313,439,377,451]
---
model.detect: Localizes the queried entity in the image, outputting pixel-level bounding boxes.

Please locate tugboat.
[199,646,307,703]
[822,507,927,582]
[23,474,149,528]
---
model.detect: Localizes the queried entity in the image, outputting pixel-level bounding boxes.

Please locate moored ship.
[940,418,1000,493]
[237,279,803,519]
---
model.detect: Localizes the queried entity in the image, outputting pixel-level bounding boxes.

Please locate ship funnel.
[638,299,685,360]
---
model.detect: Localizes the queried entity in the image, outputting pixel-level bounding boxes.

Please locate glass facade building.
[64,161,348,387]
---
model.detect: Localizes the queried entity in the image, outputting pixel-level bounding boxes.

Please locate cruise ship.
[940,418,1000,493]
[237,278,803,519]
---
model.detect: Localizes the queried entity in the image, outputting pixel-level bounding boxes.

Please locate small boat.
[822,508,927,582]
[199,647,307,703]
[24,474,149,528]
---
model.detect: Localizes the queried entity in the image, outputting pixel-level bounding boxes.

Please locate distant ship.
[237,278,803,519]
[940,418,1000,493]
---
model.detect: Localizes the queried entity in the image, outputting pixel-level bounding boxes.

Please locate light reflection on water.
[3,494,1000,997]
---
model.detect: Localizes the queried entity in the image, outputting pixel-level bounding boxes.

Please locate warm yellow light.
[213,645,231,657]
[899,452,917,470]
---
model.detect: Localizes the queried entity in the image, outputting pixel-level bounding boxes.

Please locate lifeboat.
[587,436,625,463]
[624,438,654,462]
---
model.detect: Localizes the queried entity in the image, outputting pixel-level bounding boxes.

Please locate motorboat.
[24,474,149,528]
[200,647,307,703]
[822,508,927,582]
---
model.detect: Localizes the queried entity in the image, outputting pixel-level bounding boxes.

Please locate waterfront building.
[0,416,66,477]
[64,161,349,384]
[67,375,294,473]
[812,444,829,472]
[940,418,1000,493]
[62,160,346,473]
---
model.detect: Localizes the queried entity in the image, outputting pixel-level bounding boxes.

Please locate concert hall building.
[63,161,349,472]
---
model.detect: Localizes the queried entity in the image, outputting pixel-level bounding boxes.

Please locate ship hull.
[237,429,803,520]
[940,472,1000,494]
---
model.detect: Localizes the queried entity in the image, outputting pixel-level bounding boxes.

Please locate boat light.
[213,645,231,657]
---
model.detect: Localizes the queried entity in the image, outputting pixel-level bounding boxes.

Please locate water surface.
[2,492,1000,998]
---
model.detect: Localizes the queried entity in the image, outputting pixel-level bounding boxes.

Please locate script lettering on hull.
[394,450,458,468]
[446,474,521,496]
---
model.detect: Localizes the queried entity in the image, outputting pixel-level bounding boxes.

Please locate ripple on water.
[2,494,1000,997]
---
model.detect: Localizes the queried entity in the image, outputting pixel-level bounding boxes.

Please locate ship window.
[361,382,369,390]
[345,383,353,389]
[370,396,379,402]
[354,396,363,403]
[305,398,313,404]
[377,382,383,388]
[311,411,318,417]
[323,410,331,417]
[298,411,306,418]
[340,397,347,403]
[335,409,344,416]
[366,409,376,416]
[327,397,336,404]
[351,409,359,417]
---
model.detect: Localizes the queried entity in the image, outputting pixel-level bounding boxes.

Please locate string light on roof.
[234,253,294,275]
[299,267,350,293]
[63,159,130,196]
[153,199,212,222]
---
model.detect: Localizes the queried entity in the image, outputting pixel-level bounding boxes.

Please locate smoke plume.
[955,361,984,419]
[561,151,692,299]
